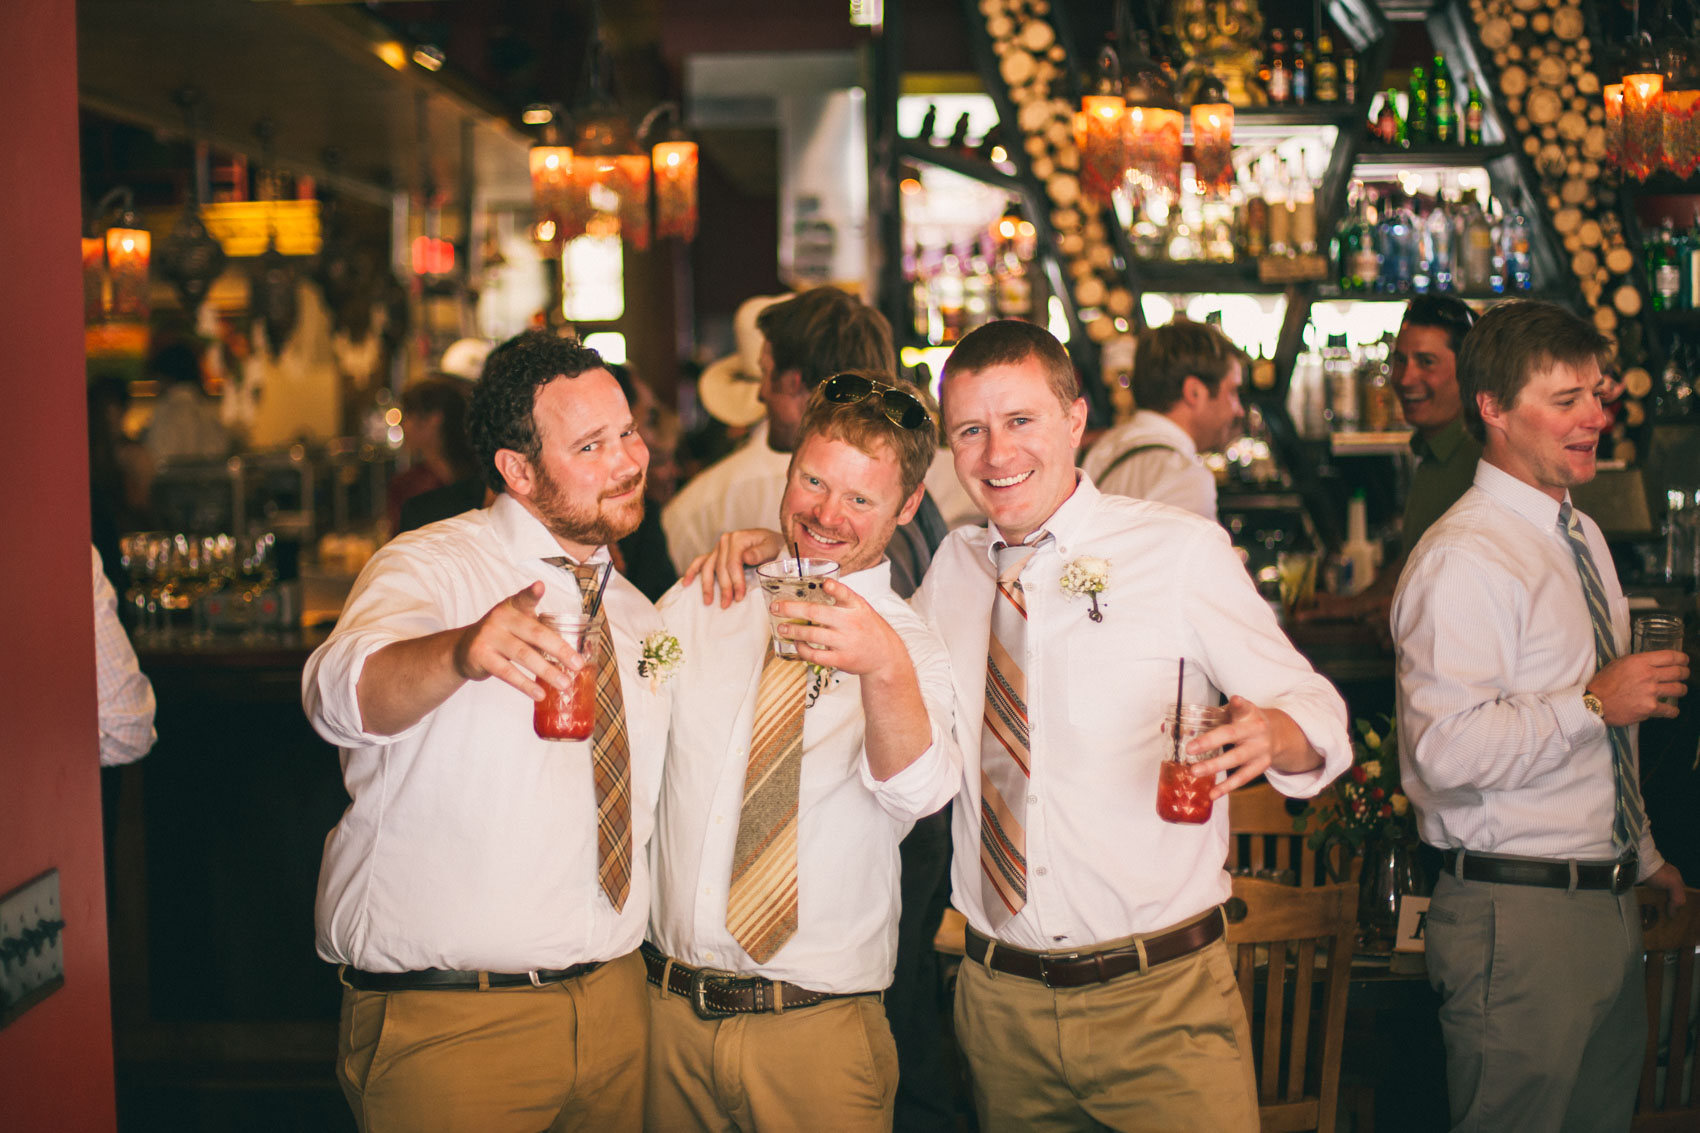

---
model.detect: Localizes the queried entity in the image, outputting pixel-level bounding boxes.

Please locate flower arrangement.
[1059,555,1110,622]
[1299,715,1415,858]
[636,632,683,692]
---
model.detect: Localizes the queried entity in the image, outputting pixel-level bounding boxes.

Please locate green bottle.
[1408,65,1430,146]
[1431,55,1456,144]
[1464,84,1484,146]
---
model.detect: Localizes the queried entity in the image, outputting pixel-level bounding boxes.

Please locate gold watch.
[1582,691,1605,718]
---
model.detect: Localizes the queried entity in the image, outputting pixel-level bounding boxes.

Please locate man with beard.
[303,332,671,1132]
[643,373,959,1130]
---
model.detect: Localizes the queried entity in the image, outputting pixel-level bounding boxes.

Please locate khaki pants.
[954,930,1259,1133]
[644,979,899,1132]
[1425,872,1645,1133]
[337,950,648,1133]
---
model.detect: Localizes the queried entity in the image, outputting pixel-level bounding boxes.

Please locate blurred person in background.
[387,375,477,534]
[88,374,155,596]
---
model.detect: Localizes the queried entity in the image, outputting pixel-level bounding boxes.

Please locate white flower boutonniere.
[805,661,836,708]
[1059,555,1110,622]
[636,632,684,692]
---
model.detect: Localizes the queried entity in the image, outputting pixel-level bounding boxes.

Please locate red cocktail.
[533,614,596,741]
[1156,759,1214,823]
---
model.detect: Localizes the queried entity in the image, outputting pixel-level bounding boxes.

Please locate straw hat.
[697,294,786,427]
[440,337,494,382]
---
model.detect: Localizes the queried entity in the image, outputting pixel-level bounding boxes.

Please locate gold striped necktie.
[980,533,1051,928]
[726,647,809,963]
[1558,503,1647,851]
[562,560,634,911]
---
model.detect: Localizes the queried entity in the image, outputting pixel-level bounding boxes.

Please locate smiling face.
[1479,356,1611,501]
[508,368,648,558]
[778,432,922,575]
[942,355,1088,545]
[1391,323,1462,436]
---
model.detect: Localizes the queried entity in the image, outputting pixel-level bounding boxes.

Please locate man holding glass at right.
[1393,300,1688,1133]
[918,319,1351,1130]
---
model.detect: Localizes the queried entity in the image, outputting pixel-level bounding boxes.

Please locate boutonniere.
[636,632,683,692]
[805,661,836,709]
[1059,555,1110,622]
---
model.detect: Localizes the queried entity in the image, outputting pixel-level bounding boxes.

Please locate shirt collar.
[1132,409,1200,458]
[1471,459,1571,533]
[488,492,614,570]
[1410,417,1470,463]
[837,558,895,602]
[985,472,1100,564]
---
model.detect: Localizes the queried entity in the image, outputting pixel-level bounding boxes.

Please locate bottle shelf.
[1311,285,1553,303]
[1330,430,1414,456]
[1352,143,1514,172]
[1131,261,1294,294]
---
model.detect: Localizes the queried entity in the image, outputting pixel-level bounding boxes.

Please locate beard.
[531,461,647,548]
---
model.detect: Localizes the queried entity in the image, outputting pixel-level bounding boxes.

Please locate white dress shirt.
[649,560,959,992]
[660,420,793,574]
[1080,410,1218,521]
[92,546,156,767]
[915,476,1350,951]
[303,493,672,972]
[1393,461,1665,875]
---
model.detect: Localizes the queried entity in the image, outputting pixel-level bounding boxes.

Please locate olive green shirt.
[1402,418,1483,553]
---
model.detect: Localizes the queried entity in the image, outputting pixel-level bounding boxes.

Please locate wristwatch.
[1582,691,1605,718]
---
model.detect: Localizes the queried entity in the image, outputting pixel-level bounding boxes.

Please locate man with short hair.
[662,288,896,575]
[645,372,958,1130]
[920,319,1351,1131]
[304,331,670,1132]
[1080,318,1243,520]
[1394,300,1688,1133]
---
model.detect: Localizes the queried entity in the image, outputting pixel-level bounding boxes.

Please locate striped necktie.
[1558,502,1647,851]
[726,647,809,963]
[980,533,1051,928]
[558,560,634,911]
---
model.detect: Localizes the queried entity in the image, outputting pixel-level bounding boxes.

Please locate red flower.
[1380,804,1393,818]
[1350,765,1368,784]
[1371,787,1385,801]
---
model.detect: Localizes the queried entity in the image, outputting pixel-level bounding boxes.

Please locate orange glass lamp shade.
[1663,89,1700,177]
[105,224,151,320]
[1080,93,1127,205]
[82,237,106,323]
[529,144,574,214]
[1623,73,1664,181]
[1191,102,1235,196]
[1604,84,1624,169]
[1127,105,1184,201]
[652,138,698,241]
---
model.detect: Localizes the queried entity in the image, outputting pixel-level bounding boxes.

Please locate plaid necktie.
[980,533,1051,928]
[1558,502,1647,851]
[552,559,634,911]
[726,648,808,963]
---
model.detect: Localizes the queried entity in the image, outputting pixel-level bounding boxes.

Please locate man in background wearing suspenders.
[1079,319,1244,522]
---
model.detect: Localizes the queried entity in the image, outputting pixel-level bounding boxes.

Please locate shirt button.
[1036,866,1049,877]
[715,815,724,825]
[704,951,715,962]
[704,887,713,897]
[1028,793,1039,805]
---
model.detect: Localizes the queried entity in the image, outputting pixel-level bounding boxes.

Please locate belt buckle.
[688,967,737,1020]
[1038,952,1080,989]
[1612,855,1638,893]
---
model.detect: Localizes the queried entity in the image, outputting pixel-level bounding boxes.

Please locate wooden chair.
[1225,876,1358,1133]
[1229,782,1344,886]
[1635,886,1700,1131]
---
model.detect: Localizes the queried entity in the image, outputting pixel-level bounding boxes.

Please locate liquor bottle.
[1431,55,1457,145]
[933,251,966,343]
[1290,154,1318,255]
[1291,29,1310,106]
[1314,33,1340,103]
[1378,190,1416,292]
[994,248,1032,319]
[1342,46,1359,104]
[1323,333,1359,431]
[1353,189,1383,290]
[1651,217,1680,311]
[1408,65,1430,145]
[1266,162,1291,256]
[1424,194,1456,292]
[1243,179,1269,258]
[1336,183,1368,290]
[914,247,942,343]
[963,249,993,333]
[1464,84,1485,146]
[1687,209,1700,309]
[1256,32,1274,103]
[1268,29,1290,106]
[1459,189,1494,291]
[1503,210,1533,293]
[1374,90,1400,145]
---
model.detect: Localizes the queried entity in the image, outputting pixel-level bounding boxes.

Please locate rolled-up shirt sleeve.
[303,543,459,747]
[1182,526,1351,798]
[858,610,960,821]
[93,546,156,767]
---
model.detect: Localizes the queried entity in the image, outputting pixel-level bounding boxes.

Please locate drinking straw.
[1173,659,1186,760]
[790,539,802,577]
[586,560,613,621]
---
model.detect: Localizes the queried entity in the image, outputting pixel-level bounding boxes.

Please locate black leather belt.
[340,961,603,992]
[640,942,880,1020]
[1440,849,1637,894]
[964,910,1225,989]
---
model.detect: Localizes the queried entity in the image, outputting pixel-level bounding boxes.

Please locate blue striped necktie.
[1558,502,1646,852]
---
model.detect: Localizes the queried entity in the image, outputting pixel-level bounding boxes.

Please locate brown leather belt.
[964,910,1225,989]
[640,942,880,1020]
[1440,848,1637,894]
[340,961,603,991]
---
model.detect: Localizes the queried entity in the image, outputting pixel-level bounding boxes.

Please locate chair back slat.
[1226,877,1358,1133]
[1229,783,1331,886]
[1634,887,1700,1129]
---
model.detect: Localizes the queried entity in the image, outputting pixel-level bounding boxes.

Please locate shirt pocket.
[1063,619,1185,735]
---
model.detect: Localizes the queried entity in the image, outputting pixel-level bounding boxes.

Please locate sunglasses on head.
[819,373,932,431]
